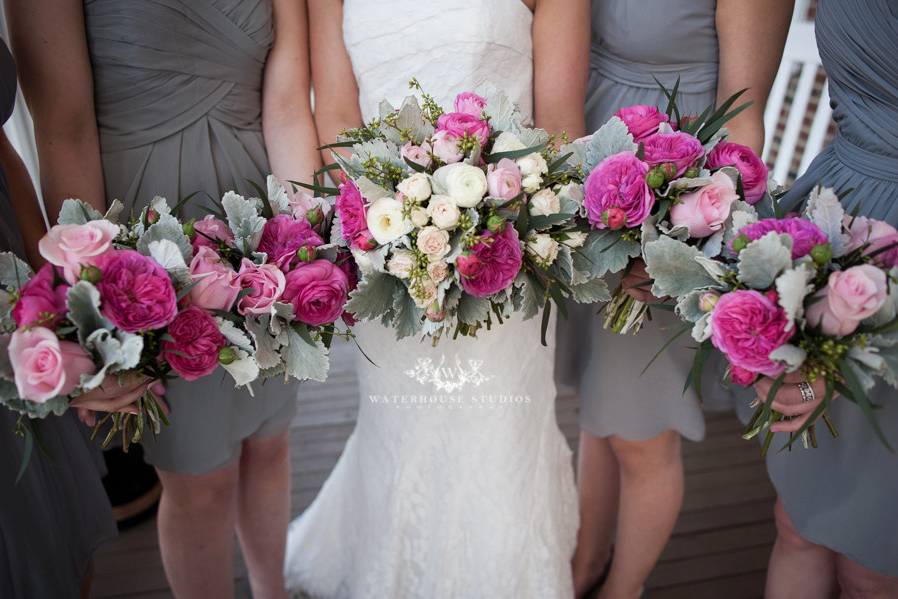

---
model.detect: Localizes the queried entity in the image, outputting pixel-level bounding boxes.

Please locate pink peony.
[456,225,522,298]
[486,158,523,200]
[642,132,704,178]
[192,215,235,252]
[669,170,740,238]
[584,152,655,229]
[257,214,323,270]
[805,265,888,337]
[12,264,69,329]
[733,218,829,259]
[336,180,371,249]
[234,259,286,316]
[706,141,768,204]
[282,260,350,326]
[710,290,792,377]
[39,220,120,283]
[845,216,898,268]
[94,250,178,332]
[8,327,95,402]
[400,141,433,169]
[431,130,463,164]
[730,364,759,387]
[188,246,240,312]
[436,112,490,147]
[454,92,487,117]
[614,105,670,141]
[161,307,226,381]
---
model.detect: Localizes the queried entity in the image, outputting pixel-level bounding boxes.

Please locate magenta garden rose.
[336,179,372,250]
[38,220,120,282]
[732,217,829,259]
[257,214,324,270]
[710,290,792,377]
[234,259,286,316]
[192,215,235,251]
[436,112,490,146]
[642,131,704,178]
[669,170,740,238]
[614,105,669,141]
[456,225,522,298]
[584,151,654,229]
[161,307,226,381]
[706,141,768,204]
[8,327,96,402]
[805,265,888,337]
[282,259,350,326]
[12,264,69,329]
[94,249,178,332]
[188,246,240,312]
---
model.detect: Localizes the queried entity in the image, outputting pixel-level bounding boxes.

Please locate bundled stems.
[603,286,649,335]
[91,387,169,451]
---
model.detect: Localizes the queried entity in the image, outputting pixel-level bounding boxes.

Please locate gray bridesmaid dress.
[765,0,898,576]
[563,0,720,442]
[84,0,298,474]
[0,39,116,599]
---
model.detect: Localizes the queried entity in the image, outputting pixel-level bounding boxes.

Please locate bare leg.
[598,431,684,599]
[235,431,292,599]
[156,463,240,599]
[836,553,898,599]
[572,432,619,597]
[765,498,837,599]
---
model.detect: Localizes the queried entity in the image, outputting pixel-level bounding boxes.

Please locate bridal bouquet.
[0,180,348,446]
[567,86,769,334]
[643,187,898,453]
[319,82,609,344]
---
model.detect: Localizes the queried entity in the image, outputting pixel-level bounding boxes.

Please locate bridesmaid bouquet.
[567,85,769,334]
[317,81,608,344]
[644,187,898,454]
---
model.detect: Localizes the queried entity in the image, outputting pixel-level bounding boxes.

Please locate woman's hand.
[71,375,165,426]
[754,372,830,433]
[621,259,664,303]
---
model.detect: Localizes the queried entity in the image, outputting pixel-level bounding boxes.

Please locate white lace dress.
[285,2,578,597]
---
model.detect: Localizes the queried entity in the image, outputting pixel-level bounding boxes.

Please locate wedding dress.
[285,2,578,597]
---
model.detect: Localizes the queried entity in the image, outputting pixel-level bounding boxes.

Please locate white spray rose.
[492,131,526,154]
[411,279,438,309]
[427,260,450,283]
[434,163,488,208]
[366,197,413,244]
[397,173,432,201]
[409,206,429,227]
[427,195,461,229]
[527,233,560,265]
[387,249,417,279]
[517,153,548,193]
[529,189,561,216]
[416,226,450,258]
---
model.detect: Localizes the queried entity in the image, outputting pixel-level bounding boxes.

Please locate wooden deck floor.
[91,341,775,599]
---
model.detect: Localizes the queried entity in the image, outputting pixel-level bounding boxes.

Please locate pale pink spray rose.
[454,92,487,117]
[583,152,655,229]
[805,265,888,337]
[705,141,769,204]
[431,130,463,164]
[8,327,96,403]
[642,132,705,178]
[400,141,433,169]
[486,158,523,200]
[669,170,740,238]
[39,220,120,282]
[614,105,670,141]
[234,259,286,316]
[845,216,898,268]
[192,215,235,251]
[188,246,240,311]
[710,290,792,377]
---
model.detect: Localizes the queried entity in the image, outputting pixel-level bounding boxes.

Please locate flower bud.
[661,162,678,180]
[352,230,378,251]
[645,167,666,189]
[486,214,506,233]
[601,207,627,231]
[698,291,720,313]
[765,289,779,304]
[219,347,237,365]
[425,302,446,322]
[684,166,700,179]
[731,234,750,253]
[810,243,832,266]
[182,219,196,239]
[295,245,316,263]
[79,265,102,284]
[146,208,160,225]
[306,206,324,227]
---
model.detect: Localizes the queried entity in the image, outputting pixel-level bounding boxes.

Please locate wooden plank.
[649,570,767,599]
[661,521,776,561]
[647,546,771,588]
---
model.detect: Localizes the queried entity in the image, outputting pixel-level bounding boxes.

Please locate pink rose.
[670,170,740,238]
[706,141,768,204]
[287,191,329,224]
[614,105,669,141]
[456,225,522,298]
[39,220,120,282]
[431,130,463,164]
[257,214,323,270]
[642,132,705,178]
[584,152,655,229]
[730,364,759,387]
[454,92,487,117]
[336,180,369,246]
[486,158,523,200]
[12,264,69,329]
[8,327,95,402]
[162,307,226,381]
[401,141,433,169]
[436,112,490,146]
[282,260,350,326]
[845,216,898,268]
[234,259,286,316]
[192,215,235,252]
[94,250,178,332]
[805,265,888,337]
[188,246,240,311]
[710,290,792,377]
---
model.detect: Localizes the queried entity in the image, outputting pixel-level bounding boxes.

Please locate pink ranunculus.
[335,250,359,326]
[454,91,487,117]
[352,230,378,251]
[710,290,792,377]
[8,327,95,402]
[12,264,69,329]
[706,141,769,204]
[669,170,740,238]
[336,179,368,244]
[161,307,226,381]
[187,246,240,311]
[94,250,178,332]
[642,132,705,178]
[400,141,433,169]
[584,152,655,229]
[730,364,759,387]
[257,214,323,270]
[614,105,670,141]
[39,220,120,283]
[234,259,286,316]
[456,225,522,298]
[845,216,898,268]
[805,265,888,337]
[192,215,235,252]
[732,218,829,259]
[282,260,350,326]
[486,158,523,200]
[436,112,490,146]
[431,130,464,164]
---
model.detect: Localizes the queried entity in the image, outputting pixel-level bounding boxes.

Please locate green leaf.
[575,230,641,277]
[14,430,33,485]
[839,358,893,451]
[642,322,691,377]
[486,143,546,164]
[0,253,33,290]
[289,180,341,196]
[540,297,552,347]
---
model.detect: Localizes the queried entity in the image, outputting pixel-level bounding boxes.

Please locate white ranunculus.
[366,197,413,244]
[427,195,461,229]
[427,260,449,283]
[529,189,561,217]
[527,233,560,265]
[492,131,526,154]
[416,225,450,258]
[562,231,588,248]
[409,206,429,227]
[434,163,488,208]
[397,173,432,201]
[387,249,416,279]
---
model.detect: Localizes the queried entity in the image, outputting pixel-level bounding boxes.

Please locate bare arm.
[308,0,362,167]
[0,131,45,266]
[532,0,590,139]
[5,0,105,221]
[716,0,793,153]
[263,0,322,187]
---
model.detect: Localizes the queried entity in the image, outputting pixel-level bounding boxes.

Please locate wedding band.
[797,381,816,403]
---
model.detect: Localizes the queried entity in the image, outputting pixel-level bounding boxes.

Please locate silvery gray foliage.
[769,344,808,373]
[392,287,423,339]
[482,90,524,133]
[137,214,193,263]
[345,271,402,321]
[644,236,718,298]
[736,232,793,289]
[66,281,113,344]
[513,271,543,320]
[57,199,104,225]
[570,278,611,304]
[283,327,329,383]
[396,96,433,144]
[222,191,265,254]
[775,264,815,330]
[583,117,637,174]
[804,186,849,257]
[457,293,491,326]
[575,230,641,277]
[245,316,283,370]
[79,329,143,391]
[0,253,33,290]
